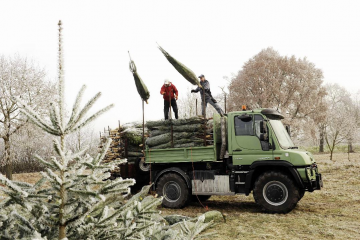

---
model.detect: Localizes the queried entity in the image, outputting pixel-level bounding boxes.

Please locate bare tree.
[347,91,360,153]
[177,87,223,119]
[66,124,100,157]
[177,88,200,118]
[228,47,327,146]
[324,84,356,160]
[0,55,55,179]
[5,123,55,173]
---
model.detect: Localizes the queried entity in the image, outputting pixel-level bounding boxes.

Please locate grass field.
[9,152,360,239]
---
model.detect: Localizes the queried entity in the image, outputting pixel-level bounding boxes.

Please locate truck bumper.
[307,173,323,192]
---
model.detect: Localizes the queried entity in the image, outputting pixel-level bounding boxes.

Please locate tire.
[192,195,211,202]
[156,173,189,208]
[135,157,150,173]
[299,189,305,200]
[253,171,300,213]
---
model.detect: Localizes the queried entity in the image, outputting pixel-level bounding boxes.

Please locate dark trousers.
[164,99,178,120]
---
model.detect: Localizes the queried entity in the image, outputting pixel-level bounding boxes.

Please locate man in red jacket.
[160,79,179,120]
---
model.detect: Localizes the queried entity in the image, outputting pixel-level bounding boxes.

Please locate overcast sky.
[1,0,359,133]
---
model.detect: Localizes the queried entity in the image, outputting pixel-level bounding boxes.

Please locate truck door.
[232,114,271,165]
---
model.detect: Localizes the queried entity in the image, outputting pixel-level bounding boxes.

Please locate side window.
[235,116,253,136]
[254,115,264,138]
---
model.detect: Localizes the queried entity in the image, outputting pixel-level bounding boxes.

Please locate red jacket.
[160,83,178,101]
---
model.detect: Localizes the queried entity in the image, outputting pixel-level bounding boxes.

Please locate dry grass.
[4,153,360,239]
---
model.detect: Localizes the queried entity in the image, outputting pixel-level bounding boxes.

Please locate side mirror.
[260,120,267,134]
[285,125,291,136]
[260,133,268,141]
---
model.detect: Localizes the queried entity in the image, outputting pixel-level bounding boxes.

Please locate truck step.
[235,182,245,184]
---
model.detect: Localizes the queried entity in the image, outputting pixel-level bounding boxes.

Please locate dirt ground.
[9,153,360,239]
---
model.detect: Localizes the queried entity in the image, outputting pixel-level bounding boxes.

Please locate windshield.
[269,120,295,149]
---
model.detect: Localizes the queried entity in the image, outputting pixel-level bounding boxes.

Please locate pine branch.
[67,85,86,126]
[0,174,29,197]
[34,154,56,169]
[45,169,63,186]
[65,92,102,132]
[68,103,114,134]
[14,96,59,135]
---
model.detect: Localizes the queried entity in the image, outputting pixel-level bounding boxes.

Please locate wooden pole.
[196,98,198,116]
[225,94,227,114]
[169,90,174,148]
[142,100,145,152]
[202,86,206,119]
[202,83,206,146]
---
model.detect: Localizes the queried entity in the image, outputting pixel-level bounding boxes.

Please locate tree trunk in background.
[349,142,354,153]
[330,149,333,161]
[319,125,325,153]
[4,137,12,180]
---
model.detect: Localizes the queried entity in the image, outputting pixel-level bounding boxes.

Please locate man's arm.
[172,85,179,99]
[191,86,201,93]
[160,85,165,95]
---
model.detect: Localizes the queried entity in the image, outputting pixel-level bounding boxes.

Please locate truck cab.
[143,108,322,213]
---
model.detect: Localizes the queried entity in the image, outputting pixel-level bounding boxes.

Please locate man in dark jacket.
[191,74,224,117]
[160,79,179,120]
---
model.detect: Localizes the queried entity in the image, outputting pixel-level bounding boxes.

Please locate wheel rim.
[163,181,181,202]
[139,159,150,172]
[263,181,288,206]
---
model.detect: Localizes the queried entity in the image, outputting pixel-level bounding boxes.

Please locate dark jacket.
[193,80,213,101]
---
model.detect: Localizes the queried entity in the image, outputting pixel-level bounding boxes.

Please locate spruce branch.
[15,97,59,135]
[65,92,102,132]
[34,154,56,169]
[67,85,86,126]
[0,174,29,197]
[45,169,63,186]
[68,103,114,134]
[93,138,112,165]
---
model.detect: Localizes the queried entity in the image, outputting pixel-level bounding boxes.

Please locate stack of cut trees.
[99,122,146,178]
[146,116,213,149]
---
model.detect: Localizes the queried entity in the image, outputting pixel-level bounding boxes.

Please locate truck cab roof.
[229,108,284,120]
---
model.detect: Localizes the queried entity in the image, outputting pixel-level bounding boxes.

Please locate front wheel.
[253,171,300,213]
[156,173,189,208]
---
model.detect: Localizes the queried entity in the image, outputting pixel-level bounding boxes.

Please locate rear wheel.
[253,171,300,213]
[156,173,189,208]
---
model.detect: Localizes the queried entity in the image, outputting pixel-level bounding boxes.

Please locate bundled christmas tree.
[145,116,214,149]
[0,21,218,240]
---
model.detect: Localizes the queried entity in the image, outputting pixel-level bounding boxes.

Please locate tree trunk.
[349,142,354,153]
[59,135,66,239]
[329,146,334,160]
[4,137,12,180]
[319,125,325,153]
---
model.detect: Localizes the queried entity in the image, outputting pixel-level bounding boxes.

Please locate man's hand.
[191,90,196,93]
[175,95,178,100]
[160,91,165,95]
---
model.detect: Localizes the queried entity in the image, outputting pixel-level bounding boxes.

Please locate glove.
[191,90,196,93]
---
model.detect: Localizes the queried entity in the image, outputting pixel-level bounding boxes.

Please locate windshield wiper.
[288,146,298,149]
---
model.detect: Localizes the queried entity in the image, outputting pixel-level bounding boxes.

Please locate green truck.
[139,108,322,213]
